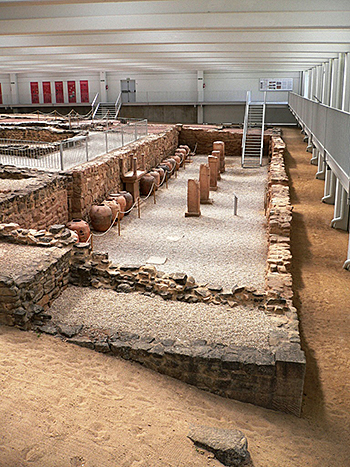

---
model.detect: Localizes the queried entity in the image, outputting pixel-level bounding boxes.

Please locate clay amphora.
[107,193,127,219]
[66,219,90,242]
[173,155,181,169]
[89,204,112,232]
[119,191,133,213]
[149,170,161,189]
[140,173,156,196]
[103,199,120,224]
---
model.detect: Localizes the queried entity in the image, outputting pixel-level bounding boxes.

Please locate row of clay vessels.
[139,145,190,196]
[89,191,134,232]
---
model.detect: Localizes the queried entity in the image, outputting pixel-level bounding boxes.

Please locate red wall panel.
[55,81,64,103]
[42,81,51,104]
[80,80,89,103]
[68,81,76,103]
[30,82,39,104]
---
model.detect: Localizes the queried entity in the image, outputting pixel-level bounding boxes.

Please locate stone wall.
[0,166,69,230]
[179,126,271,157]
[66,126,179,219]
[0,237,72,330]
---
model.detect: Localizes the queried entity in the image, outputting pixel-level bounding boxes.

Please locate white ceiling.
[0,0,349,74]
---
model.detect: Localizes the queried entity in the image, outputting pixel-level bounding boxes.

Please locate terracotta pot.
[107,193,127,219]
[89,204,112,232]
[66,219,90,242]
[140,173,156,196]
[103,199,120,224]
[119,191,133,213]
[175,148,187,165]
[179,144,190,155]
[173,155,181,169]
[158,164,171,180]
[149,170,161,189]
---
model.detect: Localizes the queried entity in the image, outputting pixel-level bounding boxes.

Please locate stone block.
[185,179,201,217]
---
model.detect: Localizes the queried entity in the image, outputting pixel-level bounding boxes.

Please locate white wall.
[0,70,301,106]
[0,74,11,105]
[204,71,301,103]
[14,72,100,105]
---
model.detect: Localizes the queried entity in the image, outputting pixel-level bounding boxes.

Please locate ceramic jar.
[173,155,181,169]
[103,199,120,224]
[149,170,161,189]
[89,204,112,232]
[107,193,127,219]
[66,219,90,242]
[140,173,156,196]
[118,191,133,213]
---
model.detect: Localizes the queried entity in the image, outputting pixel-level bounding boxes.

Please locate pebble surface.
[94,155,268,291]
[50,286,279,349]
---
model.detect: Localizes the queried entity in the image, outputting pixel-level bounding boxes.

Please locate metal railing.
[0,119,148,172]
[241,91,251,166]
[289,92,350,190]
[259,91,267,166]
[115,92,122,118]
[91,93,100,119]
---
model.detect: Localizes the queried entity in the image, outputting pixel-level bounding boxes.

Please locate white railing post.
[59,142,64,170]
[241,90,251,166]
[260,91,267,166]
[85,136,89,161]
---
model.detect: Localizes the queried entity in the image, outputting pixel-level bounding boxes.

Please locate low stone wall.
[0,166,69,230]
[66,126,179,219]
[179,126,271,157]
[0,241,72,330]
[265,135,294,302]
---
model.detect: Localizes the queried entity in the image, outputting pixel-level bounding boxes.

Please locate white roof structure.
[0,0,349,74]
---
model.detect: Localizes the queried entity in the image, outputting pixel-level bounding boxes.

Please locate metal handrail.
[91,93,100,120]
[259,91,267,166]
[241,90,251,166]
[115,92,122,118]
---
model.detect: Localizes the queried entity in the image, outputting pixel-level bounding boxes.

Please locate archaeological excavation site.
[0,115,306,418]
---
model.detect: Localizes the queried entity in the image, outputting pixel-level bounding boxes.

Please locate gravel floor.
[50,286,280,349]
[94,155,268,291]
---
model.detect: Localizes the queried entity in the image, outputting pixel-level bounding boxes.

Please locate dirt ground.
[0,126,350,467]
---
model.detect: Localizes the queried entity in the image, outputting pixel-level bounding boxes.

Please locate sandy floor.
[0,127,350,466]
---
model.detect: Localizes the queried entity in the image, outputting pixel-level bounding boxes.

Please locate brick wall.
[66,126,179,219]
[0,167,69,230]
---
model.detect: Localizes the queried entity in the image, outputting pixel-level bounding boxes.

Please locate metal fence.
[289,93,350,185]
[0,119,148,171]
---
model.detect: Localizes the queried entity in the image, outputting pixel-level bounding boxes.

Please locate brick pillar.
[213,140,225,173]
[185,179,201,217]
[199,163,212,204]
[208,155,218,191]
[212,150,221,180]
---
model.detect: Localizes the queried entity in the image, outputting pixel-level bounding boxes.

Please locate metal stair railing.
[115,92,122,118]
[259,91,267,166]
[91,92,100,120]
[241,90,251,167]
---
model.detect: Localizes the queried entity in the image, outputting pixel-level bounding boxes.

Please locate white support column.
[342,53,350,112]
[323,61,332,106]
[322,165,336,204]
[335,53,345,110]
[310,145,318,165]
[330,58,338,108]
[99,71,107,102]
[197,70,204,124]
[343,232,350,270]
[331,179,349,231]
[316,150,325,180]
[10,73,19,105]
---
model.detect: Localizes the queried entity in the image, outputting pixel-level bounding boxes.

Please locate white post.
[10,73,19,105]
[99,71,107,102]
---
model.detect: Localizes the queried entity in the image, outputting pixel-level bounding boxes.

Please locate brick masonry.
[0,166,69,230]
[66,126,179,219]
[0,128,306,416]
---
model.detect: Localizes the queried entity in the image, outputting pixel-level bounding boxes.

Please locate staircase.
[241,92,266,168]
[93,102,117,120]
